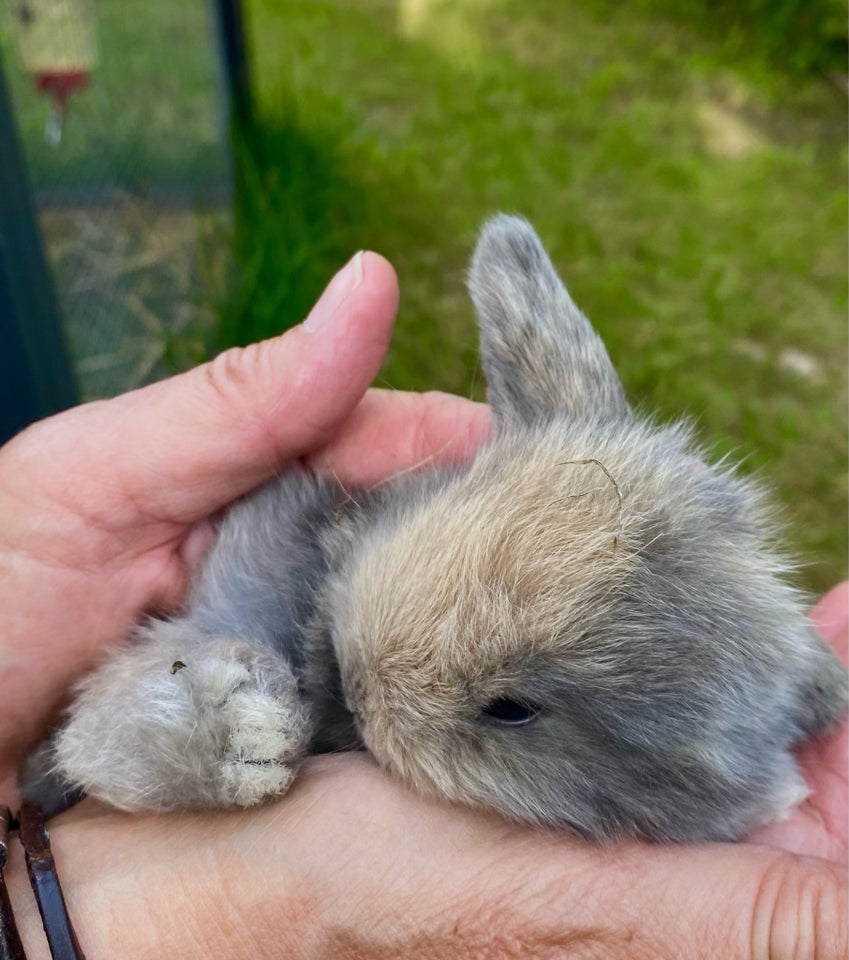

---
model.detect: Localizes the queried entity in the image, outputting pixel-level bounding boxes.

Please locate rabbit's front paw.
[54,629,312,812]
[208,659,306,806]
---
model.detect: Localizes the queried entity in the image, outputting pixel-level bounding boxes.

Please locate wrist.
[3,804,226,960]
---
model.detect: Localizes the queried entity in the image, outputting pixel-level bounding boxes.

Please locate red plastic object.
[33,69,89,112]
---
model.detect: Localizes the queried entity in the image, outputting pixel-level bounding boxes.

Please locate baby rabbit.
[27,215,847,842]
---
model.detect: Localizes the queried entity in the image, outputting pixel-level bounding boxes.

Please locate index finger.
[305,388,492,488]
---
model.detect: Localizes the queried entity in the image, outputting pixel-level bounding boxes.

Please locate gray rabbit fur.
[25,215,847,842]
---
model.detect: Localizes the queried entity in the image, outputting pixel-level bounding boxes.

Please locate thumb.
[10,251,399,525]
[809,581,849,665]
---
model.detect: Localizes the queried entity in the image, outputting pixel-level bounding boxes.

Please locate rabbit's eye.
[480,698,542,726]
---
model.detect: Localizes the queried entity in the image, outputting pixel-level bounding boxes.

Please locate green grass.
[234,0,847,594]
[629,0,847,81]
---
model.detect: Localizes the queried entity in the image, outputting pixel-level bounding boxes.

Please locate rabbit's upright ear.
[469,215,629,428]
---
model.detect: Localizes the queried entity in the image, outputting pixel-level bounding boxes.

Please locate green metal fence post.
[0,51,78,444]
[214,0,253,131]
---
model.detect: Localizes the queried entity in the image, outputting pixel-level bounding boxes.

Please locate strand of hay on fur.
[557,458,623,553]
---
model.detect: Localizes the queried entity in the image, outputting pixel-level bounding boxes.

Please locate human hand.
[747,582,848,863]
[1,249,844,958]
[0,251,489,798]
[6,583,846,960]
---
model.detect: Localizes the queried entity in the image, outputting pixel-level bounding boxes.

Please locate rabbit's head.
[324,216,847,841]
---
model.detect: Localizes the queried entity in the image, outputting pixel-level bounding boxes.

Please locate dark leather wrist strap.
[0,806,27,960]
[18,803,86,960]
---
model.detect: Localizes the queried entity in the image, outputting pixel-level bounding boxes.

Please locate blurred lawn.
[224,0,847,595]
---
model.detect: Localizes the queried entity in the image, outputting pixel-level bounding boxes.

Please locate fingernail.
[303,251,364,332]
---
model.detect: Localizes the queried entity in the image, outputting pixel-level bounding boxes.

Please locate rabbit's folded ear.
[469,215,630,428]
